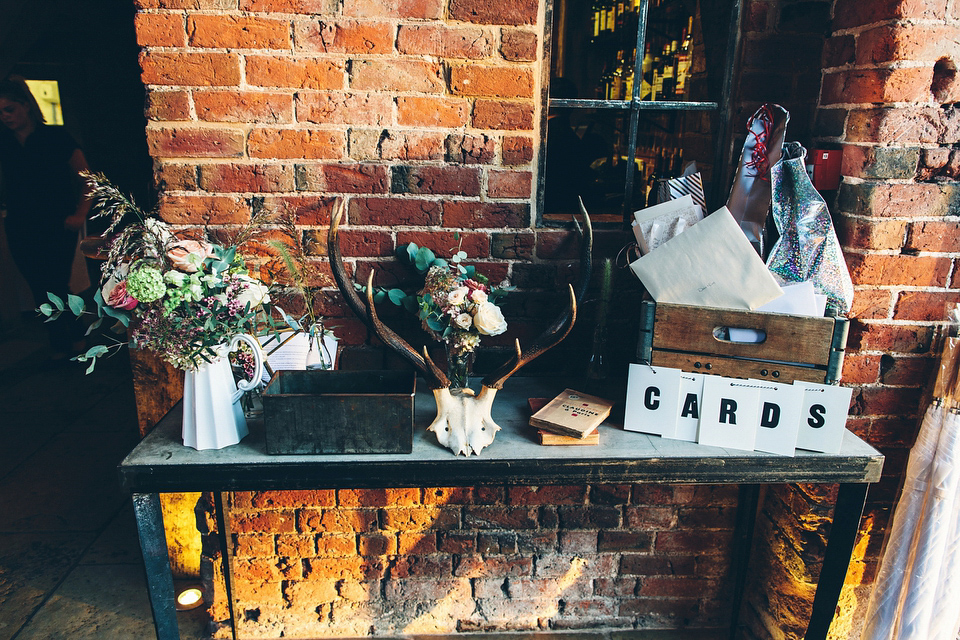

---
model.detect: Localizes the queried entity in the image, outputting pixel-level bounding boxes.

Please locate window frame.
[537,0,745,226]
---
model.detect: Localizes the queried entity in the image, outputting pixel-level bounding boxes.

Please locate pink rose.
[104,279,138,310]
[167,240,215,273]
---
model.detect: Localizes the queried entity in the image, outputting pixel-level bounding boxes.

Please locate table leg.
[804,483,869,640]
[132,492,179,640]
[728,484,761,640]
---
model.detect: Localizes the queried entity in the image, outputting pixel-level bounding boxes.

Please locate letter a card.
[697,376,760,452]
[663,371,704,442]
[624,364,680,436]
[752,381,803,456]
[793,382,853,454]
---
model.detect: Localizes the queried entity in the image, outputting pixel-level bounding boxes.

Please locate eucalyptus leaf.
[86,345,110,358]
[39,303,54,317]
[387,289,407,305]
[373,290,386,304]
[402,296,419,313]
[405,243,419,263]
[85,318,103,336]
[432,258,447,269]
[47,292,64,311]
[426,317,445,332]
[67,294,86,316]
[85,359,97,374]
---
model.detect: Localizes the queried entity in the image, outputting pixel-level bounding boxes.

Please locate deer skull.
[328,201,592,456]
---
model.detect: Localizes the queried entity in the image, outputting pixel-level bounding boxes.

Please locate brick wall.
[134,0,960,637]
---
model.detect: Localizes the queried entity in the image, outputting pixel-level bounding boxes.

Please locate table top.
[119,377,884,493]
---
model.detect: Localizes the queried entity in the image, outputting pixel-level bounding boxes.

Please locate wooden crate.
[637,301,848,385]
[262,370,416,455]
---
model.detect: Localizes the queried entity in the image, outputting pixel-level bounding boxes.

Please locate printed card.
[752,380,803,456]
[663,371,704,442]
[624,364,680,436]
[697,376,761,452]
[794,382,853,454]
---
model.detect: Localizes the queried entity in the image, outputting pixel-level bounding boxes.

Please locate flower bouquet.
[377,241,509,389]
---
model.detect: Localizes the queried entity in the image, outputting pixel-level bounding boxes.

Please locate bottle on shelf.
[675,16,693,98]
[640,43,654,100]
[623,49,636,100]
[661,41,677,100]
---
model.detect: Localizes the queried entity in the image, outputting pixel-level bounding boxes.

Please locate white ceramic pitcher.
[181,333,265,450]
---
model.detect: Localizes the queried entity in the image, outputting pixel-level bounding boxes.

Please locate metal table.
[118,377,883,640]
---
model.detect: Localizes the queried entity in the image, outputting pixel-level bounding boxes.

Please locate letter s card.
[793,382,853,454]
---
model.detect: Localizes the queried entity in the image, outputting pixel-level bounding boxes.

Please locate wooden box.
[262,370,416,455]
[637,301,848,384]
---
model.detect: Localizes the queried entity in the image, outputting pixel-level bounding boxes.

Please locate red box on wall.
[812,149,842,191]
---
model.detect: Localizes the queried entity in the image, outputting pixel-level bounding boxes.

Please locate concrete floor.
[0,316,206,640]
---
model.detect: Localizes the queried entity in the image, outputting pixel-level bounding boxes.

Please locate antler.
[327,203,450,389]
[481,201,593,390]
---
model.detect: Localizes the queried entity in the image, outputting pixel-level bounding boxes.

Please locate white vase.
[181,333,265,451]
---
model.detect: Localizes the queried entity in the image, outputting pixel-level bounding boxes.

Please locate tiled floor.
[0,315,206,640]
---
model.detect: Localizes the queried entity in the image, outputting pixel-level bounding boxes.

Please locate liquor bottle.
[652,45,668,101]
[640,43,654,100]
[611,50,626,100]
[675,17,693,98]
[661,41,677,100]
[591,0,602,39]
[623,50,636,101]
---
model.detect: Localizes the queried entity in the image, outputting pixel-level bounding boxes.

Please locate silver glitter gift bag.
[766,141,854,316]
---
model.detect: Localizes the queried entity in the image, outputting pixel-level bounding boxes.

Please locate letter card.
[624,364,680,436]
[793,381,853,454]
[752,381,803,456]
[697,376,760,452]
[663,371,704,442]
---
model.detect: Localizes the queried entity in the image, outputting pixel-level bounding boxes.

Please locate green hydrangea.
[125,266,166,303]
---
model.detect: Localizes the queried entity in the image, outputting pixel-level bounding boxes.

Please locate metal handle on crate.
[712,325,768,345]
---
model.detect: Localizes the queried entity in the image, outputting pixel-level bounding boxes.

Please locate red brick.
[261,195,338,225]
[140,51,241,86]
[423,487,474,505]
[879,354,935,386]
[349,197,442,225]
[297,507,379,533]
[396,231,489,258]
[392,165,481,196]
[822,34,855,68]
[906,219,960,251]
[282,579,338,604]
[147,126,245,157]
[449,0,538,25]
[397,25,493,58]
[294,19,394,54]
[396,532,437,554]
[338,488,420,507]
[849,288,893,319]
[396,96,470,128]
[847,253,951,287]
[840,353,882,385]
[193,90,293,123]
[473,99,535,130]
[349,129,445,162]
[296,91,392,126]
[159,194,252,225]
[134,12,186,47]
[358,532,397,555]
[848,321,934,353]
[443,201,530,229]
[464,506,538,529]
[500,29,537,61]
[836,214,907,250]
[445,133,496,164]
[351,59,444,93]
[833,0,946,30]
[276,533,316,556]
[234,533,275,557]
[502,135,534,164]
[145,89,190,121]
[638,577,711,598]
[230,509,297,533]
[384,578,469,601]
[305,556,385,580]
[894,290,960,321]
[488,170,532,198]
[455,555,533,578]
[857,24,960,65]
[382,506,460,530]
[296,163,388,193]
[821,68,933,105]
[844,107,942,145]
[198,163,295,192]
[597,530,654,552]
[343,0,443,19]
[655,530,733,552]
[850,387,921,417]
[240,0,338,12]
[248,127,345,159]
[508,485,586,505]
[246,55,345,89]
[154,163,197,190]
[316,533,357,556]
[625,506,676,529]
[867,416,921,447]
[231,578,285,605]
[188,15,291,49]
[450,65,534,98]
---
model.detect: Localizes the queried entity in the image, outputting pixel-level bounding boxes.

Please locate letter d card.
[752,381,803,456]
[624,364,680,436]
[698,376,760,452]
[793,382,853,454]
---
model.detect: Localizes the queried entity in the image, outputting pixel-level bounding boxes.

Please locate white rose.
[472,301,507,336]
[469,288,488,304]
[454,312,473,330]
[234,275,271,309]
[164,270,188,287]
[447,287,469,306]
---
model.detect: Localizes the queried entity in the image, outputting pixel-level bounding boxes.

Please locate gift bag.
[766,141,854,316]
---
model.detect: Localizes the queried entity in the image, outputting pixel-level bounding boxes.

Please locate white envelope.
[629,207,783,310]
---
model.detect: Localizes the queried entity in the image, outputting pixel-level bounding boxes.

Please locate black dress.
[0,125,83,350]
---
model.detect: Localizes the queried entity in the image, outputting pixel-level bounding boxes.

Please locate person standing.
[0,76,91,357]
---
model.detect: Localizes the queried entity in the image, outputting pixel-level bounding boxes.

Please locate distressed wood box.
[637,300,849,385]
[262,370,416,455]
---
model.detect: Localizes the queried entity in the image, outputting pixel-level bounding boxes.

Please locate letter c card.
[793,381,853,454]
[624,364,680,436]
